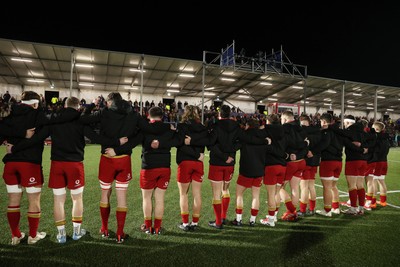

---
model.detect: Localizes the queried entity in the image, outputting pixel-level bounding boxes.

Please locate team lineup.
[0,91,390,245]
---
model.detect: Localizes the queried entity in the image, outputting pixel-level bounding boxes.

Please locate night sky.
[1,2,399,87]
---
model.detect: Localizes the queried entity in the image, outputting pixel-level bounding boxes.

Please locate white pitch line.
[388,160,400,163]
[314,184,400,209]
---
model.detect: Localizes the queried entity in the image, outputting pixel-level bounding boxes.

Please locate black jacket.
[203,119,267,167]
[11,108,119,162]
[374,132,390,162]
[175,119,208,165]
[263,124,288,167]
[2,103,78,164]
[282,120,308,162]
[80,101,144,155]
[238,127,268,178]
[302,125,322,167]
[314,126,343,162]
[333,123,366,161]
[140,120,182,169]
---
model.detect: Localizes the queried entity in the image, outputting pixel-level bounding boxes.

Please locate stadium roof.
[1,38,399,114]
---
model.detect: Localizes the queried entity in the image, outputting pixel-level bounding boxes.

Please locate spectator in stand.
[3,90,11,103]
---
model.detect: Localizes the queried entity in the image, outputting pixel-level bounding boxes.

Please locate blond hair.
[373,121,385,132]
[181,105,200,122]
[65,96,80,109]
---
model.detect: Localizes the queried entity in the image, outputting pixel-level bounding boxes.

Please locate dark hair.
[106,92,122,102]
[149,106,163,118]
[345,114,355,120]
[247,118,260,128]
[300,114,311,123]
[266,114,280,124]
[21,91,40,101]
[219,105,231,118]
[320,113,332,123]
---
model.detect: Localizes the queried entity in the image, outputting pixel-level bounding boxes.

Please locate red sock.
[251,208,258,216]
[181,212,189,224]
[221,194,230,220]
[285,200,296,213]
[144,217,152,228]
[192,214,200,223]
[235,207,243,215]
[28,211,40,238]
[100,202,110,232]
[332,201,339,209]
[357,188,366,206]
[366,193,372,201]
[324,205,332,213]
[380,194,387,202]
[213,200,222,225]
[7,205,21,237]
[300,201,307,213]
[309,199,316,211]
[154,218,162,229]
[371,196,377,205]
[116,207,127,236]
[349,189,358,207]
[268,208,275,217]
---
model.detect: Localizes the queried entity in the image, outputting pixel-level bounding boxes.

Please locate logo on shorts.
[28,177,36,184]
[127,173,131,180]
[75,180,81,185]
[163,181,169,188]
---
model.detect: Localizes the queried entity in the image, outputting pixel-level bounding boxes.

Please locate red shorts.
[177,160,204,183]
[208,165,234,182]
[365,162,376,176]
[140,168,171,190]
[98,155,132,184]
[374,161,388,176]
[264,165,286,185]
[237,174,262,188]
[3,162,43,187]
[319,161,342,179]
[345,160,367,176]
[302,166,318,180]
[49,161,85,189]
[284,159,306,181]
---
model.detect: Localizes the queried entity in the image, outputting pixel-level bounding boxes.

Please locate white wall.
[0,84,23,100]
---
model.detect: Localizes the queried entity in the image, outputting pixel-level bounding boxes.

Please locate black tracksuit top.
[175,119,208,165]
[11,108,119,162]
[2,103,79,164]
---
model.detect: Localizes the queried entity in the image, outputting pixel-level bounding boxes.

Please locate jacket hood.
[348,122,364,132]
[11,103,35,116]
[185,119,206,133]
[216,119,240,131]
[109,99,132,114]
[265,124,284,140]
